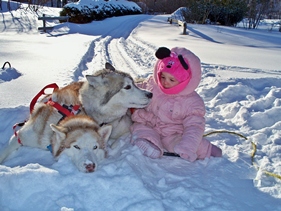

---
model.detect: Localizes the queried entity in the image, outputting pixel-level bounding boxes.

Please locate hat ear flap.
[155,47,171,59]
[178,55,189,70]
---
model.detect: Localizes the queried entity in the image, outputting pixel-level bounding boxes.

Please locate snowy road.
[67,15,158,81]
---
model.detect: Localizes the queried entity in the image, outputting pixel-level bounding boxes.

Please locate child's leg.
[211,144,222,157]
[134,138,161,159]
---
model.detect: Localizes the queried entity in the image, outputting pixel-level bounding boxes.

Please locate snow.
[1,0,281,210]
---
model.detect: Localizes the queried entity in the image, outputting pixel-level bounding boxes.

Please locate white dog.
[0,111,111,173]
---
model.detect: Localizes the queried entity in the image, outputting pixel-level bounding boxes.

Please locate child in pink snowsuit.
[130,47,222,161]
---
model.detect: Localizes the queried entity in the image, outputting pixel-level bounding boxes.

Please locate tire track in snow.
[71,15,156,80]
[71,36,114,81]
[108,38,139,77]
[107,32,157,79]
[88,36,113,72]
[71,38,97,81]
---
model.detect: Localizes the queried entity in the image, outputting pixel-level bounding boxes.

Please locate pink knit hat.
[155,47,192,95]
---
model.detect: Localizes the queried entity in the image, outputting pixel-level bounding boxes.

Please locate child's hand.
[174,145,197,162]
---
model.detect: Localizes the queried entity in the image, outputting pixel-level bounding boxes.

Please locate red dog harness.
[46,99,81,118]
[13,83,81,145]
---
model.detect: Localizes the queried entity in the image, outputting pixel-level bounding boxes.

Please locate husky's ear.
[50,124,66,139]
[98,124,112,143]
[105,62,115,71]
[86,75,104,87]
[50,124,66,156]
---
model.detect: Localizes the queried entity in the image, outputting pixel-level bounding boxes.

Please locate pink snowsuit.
[130,47,212,162]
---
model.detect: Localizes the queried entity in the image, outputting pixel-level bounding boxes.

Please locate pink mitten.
[174,145,197,162]
[134,138,161,159]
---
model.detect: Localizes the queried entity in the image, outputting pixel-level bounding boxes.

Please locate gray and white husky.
[0,63,152,169]
[79,63,153,141]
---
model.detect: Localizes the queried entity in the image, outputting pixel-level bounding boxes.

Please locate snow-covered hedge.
[60,0,142,23]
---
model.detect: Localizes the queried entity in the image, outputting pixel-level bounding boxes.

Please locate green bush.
[183,0,248,26]
[60,2,142,24]
[209,0,248,26]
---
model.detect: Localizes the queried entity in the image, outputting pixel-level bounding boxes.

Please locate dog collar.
[47,144,52,153]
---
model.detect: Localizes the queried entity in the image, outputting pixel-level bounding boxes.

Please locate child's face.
[160,72,180,89]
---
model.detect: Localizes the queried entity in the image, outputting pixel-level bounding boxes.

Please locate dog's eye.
[93,145,98,150]
[124,85,131,90]
[74,145,80,150]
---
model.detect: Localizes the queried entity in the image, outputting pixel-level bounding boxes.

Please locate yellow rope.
[204,130,281,181]
[250,141,281,180]
[204,130,248,140]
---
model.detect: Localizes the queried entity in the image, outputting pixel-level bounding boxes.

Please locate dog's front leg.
[0,135,21,163]
[107,113,132,149]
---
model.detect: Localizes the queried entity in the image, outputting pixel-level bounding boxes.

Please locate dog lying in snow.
[0,63,152,170]
[0,113,112,173]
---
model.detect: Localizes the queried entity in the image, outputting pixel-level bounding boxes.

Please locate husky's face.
[123,78,153,108]
[50,118,112,173]
[86,70,153,108]
[61,131,106,173]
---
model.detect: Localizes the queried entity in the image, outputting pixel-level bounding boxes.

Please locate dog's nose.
[85,163,95,173]
[146,92,153,99]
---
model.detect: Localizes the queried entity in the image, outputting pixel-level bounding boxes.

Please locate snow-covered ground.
[1,1,281,210]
